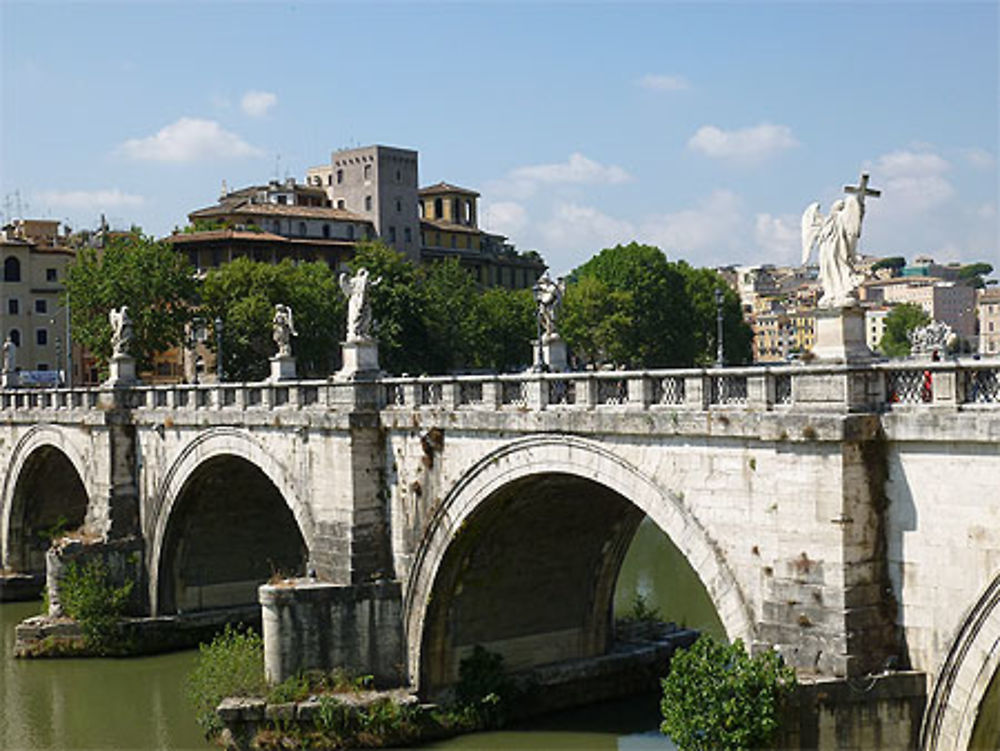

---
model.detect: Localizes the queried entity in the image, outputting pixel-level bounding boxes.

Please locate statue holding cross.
[801,172,881,309]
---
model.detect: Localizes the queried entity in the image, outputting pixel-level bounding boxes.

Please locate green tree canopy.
[562,243,751,368]
[200,258,343,381]
[958,262,994,288]
[349,241,535,374]
[64,231,197,372]
[878,302,931,357]
[872,256,906,273]
[660,635,796,751]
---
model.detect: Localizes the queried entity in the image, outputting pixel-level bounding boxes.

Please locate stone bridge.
[1,360,999,748]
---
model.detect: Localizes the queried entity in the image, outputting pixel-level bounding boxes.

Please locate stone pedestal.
[269,354,296,382]
[105,354,137,386]
[1,370,19,389]
[810,307,873,363]
[532,334,568,373]
[337,339,380,380]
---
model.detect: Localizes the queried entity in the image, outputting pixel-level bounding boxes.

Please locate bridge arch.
[405,434,755,693]
[148,428,315,615]
[1,426,91,573]
[921,572,1000,751]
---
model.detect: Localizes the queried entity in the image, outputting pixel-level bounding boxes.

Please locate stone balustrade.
[0,359,997,415]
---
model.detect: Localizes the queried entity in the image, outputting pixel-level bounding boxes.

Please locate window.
[404,227,412,243]
[273,220,281,233]
[396,169,402,182]
[9,329,20,347]
[347,225,355,240]
[277,195,287,205]
[211,249,221,267]
[396,199,402,212]
[35,299,47,314]
[336,169,343,184]
[465,200,473,225]
[46,268,57,282]
[7,299,18,315]
[3,257,20,282]
[434,198,443,219]
[37,363,49,371]
[389,226,397,242]
[453,198,460,222]
[337,199,345,209]
[451,235,457,249]
[188,250,199,267]
[365,195,372,212]
[327,175,333,186]
[322,224,331,239]
[36,328,47,346]
[364,164,372,181]
[298,222,307,236]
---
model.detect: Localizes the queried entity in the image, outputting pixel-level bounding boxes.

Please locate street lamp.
[715,287,725,368]
[214,317,224,382]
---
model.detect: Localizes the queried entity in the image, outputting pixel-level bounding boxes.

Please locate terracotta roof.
[421,219,481,235]
[189,200,369,223]
[166,229,288,244]
[418,182,480,197]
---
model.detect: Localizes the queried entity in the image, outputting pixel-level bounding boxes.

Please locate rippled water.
[1,517,707,750]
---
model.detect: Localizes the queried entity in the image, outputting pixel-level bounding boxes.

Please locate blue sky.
[2,1,997,275]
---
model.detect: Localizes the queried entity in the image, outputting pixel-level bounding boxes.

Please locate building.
[173,179,374,273]
[865,307,891,352]
[0,219,78,383]
[306,145,421,260]
[978,287,1000,355]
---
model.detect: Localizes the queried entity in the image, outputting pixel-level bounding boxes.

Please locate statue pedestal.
[270,355,297,382]
[532,335,568,373]
[105,354,138,386]
[1,371,19,389]
[337,339,380,380]
[810,307,873,363]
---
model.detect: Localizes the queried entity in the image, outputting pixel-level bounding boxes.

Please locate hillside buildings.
[979,287,1000,355]
[173,144,545,290]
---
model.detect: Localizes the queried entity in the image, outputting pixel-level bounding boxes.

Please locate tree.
[348,240,430,375]
[958,262,994,289]
[421,258,482,372]
[675,262,753,366]
[872,256,906,274]
[64,231,197,372]
[561,276,634,366]
[564,243,695,368]
[660,635,796,751]
[468,286,536,372]
[878,302,930,357]
[200,258,343,381]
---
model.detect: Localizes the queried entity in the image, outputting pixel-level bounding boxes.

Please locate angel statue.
[2,336,15,374]
[801,173,880,309]
[272,304,297,358]
[534,273,566,338]
[109,306,133,357]
[339,268,382,342]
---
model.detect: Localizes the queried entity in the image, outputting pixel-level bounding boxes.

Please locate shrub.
[186,624,266,736]
[660,635,796,751]
[59,558,133,652]
[454,645,519,728]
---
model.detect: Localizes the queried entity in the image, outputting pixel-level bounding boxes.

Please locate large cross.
[844,172,881,206]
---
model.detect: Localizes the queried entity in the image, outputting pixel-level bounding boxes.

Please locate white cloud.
[961,147,995,170]
[538,202,636,254]
[34,188,144,211]
[483,201,528,236]
[688,123,798,162]
[637,73,690,92]
[118,118,262,162]
[241,90,277,118]
[492,153,631,199]
[638,190,745,260]
[869,149,954,213]
[754,213,801,265]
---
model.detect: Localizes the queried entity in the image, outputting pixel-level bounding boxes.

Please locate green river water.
[25,515,1000,749]
[0,517,708,750]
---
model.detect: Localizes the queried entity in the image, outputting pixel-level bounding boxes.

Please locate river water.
[0,518,721,750]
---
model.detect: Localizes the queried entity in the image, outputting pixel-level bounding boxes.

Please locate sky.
[1,1,997,276]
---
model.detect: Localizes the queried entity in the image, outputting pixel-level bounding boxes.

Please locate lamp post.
[715,287,725,368]
[531,279,546,373]
[214,317,224,382]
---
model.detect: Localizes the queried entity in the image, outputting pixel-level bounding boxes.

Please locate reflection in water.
[614,517,726,640]
[0,600,209,751]
[1,514,705,750]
